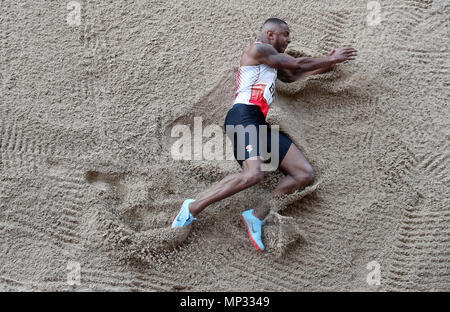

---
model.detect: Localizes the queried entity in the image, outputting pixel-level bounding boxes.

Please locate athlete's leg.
[189,157,264,217]
[253,143,315,220]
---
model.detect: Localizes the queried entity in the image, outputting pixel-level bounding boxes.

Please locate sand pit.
[1,0,449,291]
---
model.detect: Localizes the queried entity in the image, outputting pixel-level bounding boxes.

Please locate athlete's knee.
[293,165,314,188]
[305,167,315,185]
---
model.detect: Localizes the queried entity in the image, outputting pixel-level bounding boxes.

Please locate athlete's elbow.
[295,64,314,74]
[295,57,319,73]
[294,58,309,71]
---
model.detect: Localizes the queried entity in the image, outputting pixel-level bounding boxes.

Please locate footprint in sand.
[85,170,191,264]
[262,179,321,257]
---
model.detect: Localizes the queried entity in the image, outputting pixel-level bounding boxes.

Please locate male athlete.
[172,18,358,251]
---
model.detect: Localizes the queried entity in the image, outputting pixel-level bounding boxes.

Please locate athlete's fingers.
[340,49,357,56]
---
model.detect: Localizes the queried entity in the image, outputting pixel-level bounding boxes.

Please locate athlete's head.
[260,18,291,53]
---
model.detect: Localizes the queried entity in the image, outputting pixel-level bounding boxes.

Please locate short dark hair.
[262,18,288,28]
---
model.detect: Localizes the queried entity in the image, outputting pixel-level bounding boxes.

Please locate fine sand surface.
[1,0,449,291]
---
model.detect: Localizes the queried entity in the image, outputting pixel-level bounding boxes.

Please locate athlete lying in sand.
[172,18,358,251]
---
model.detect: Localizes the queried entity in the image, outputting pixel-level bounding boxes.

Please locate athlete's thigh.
[279,143,313,177]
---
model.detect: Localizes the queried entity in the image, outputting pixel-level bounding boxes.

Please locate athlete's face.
[270,24,291,53]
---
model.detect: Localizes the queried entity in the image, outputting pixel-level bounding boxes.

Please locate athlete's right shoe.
[172,199,197,228]
[241,209,266,251]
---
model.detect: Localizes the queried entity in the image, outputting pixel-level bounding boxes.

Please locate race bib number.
[263,82,275,105]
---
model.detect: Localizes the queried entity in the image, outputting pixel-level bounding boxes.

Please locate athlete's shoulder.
[241,42,278,66]
[249,42,277,58]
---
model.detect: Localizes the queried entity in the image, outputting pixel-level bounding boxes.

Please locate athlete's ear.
[266,30,275,40]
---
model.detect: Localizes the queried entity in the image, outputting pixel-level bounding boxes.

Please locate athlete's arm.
[278,49,347,82]
[252,44,357,82]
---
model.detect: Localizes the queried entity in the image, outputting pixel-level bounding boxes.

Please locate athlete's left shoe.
[241,209,266,251]
[172,199,197,228]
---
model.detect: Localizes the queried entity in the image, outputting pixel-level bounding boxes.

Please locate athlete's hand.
[329,47,358,63]
[328,49,338,68]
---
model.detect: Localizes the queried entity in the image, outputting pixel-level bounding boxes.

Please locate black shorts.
[224,103,292,168]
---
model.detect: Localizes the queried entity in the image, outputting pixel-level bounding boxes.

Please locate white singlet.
[233,42,278,118]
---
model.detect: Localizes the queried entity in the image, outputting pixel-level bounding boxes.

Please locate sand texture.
[1,0,449,291]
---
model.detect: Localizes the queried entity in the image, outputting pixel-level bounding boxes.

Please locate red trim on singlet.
[249,84,269,117]
[234,68,241,98]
